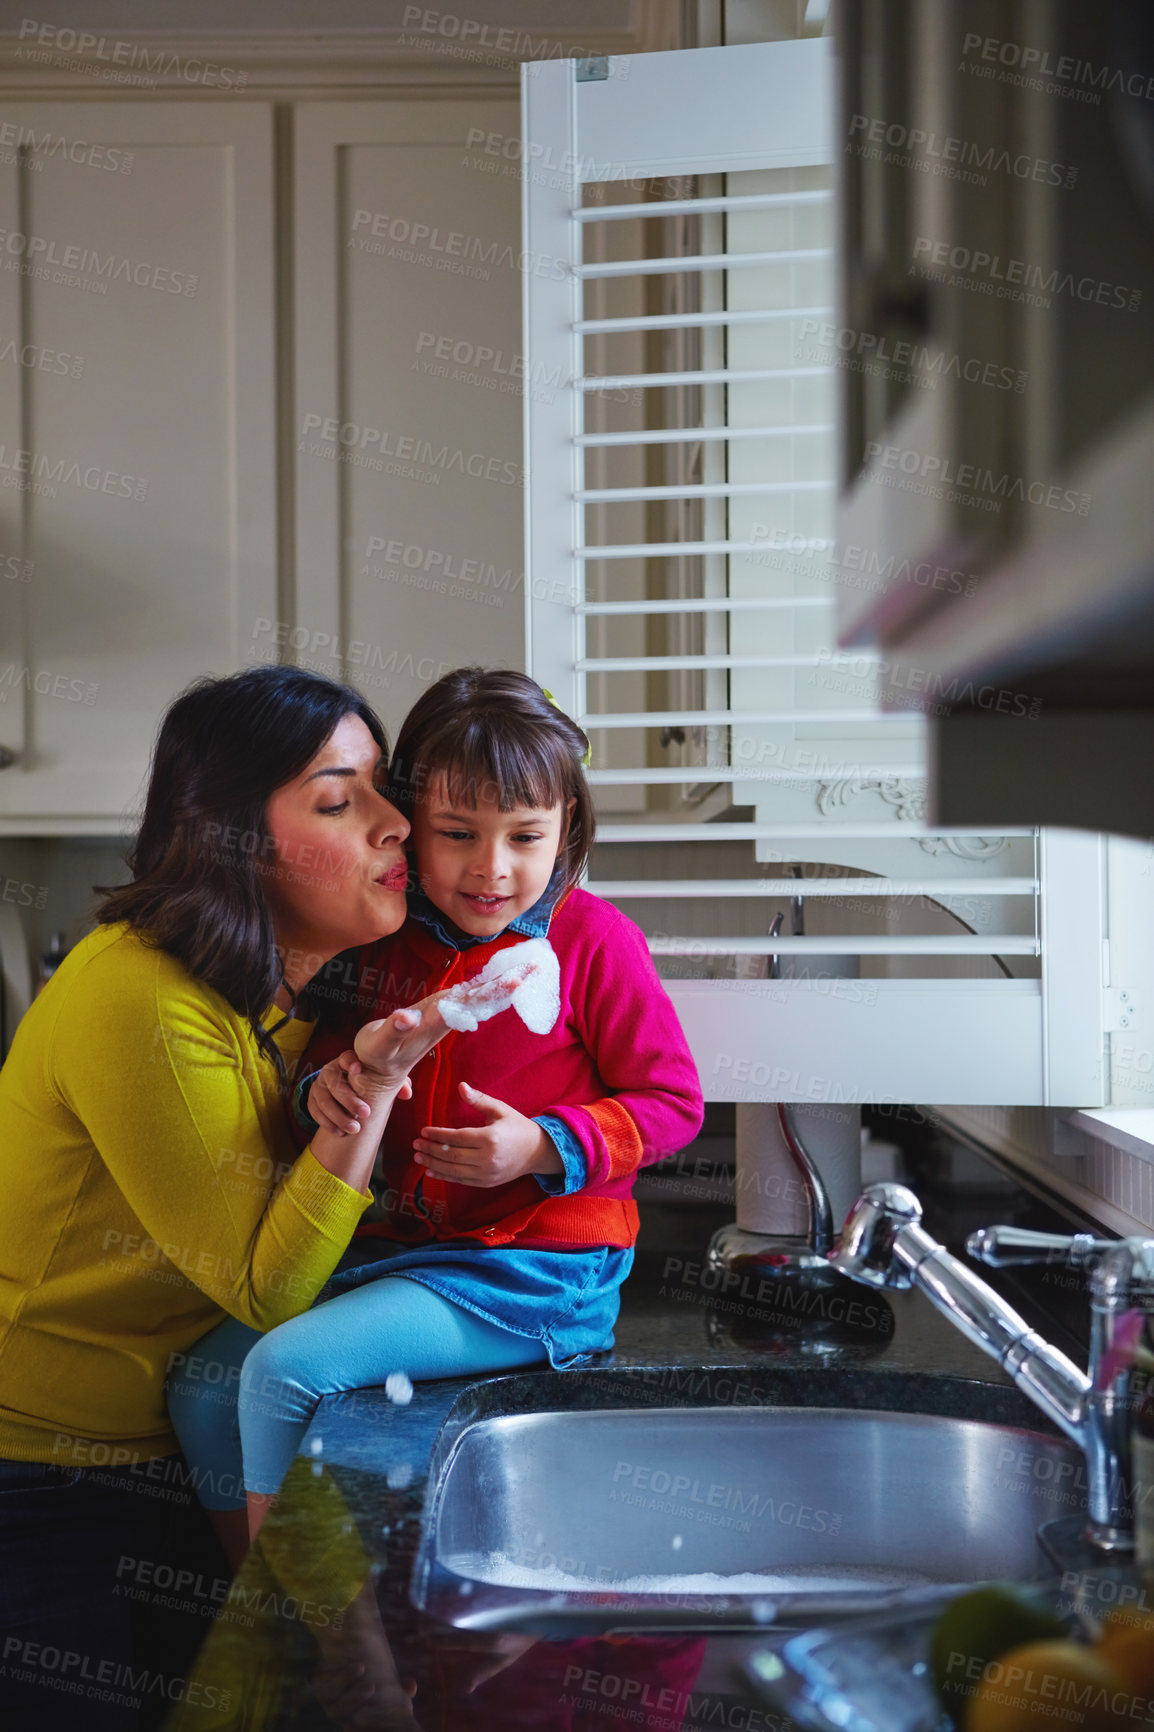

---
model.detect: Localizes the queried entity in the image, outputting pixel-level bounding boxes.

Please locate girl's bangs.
[431,723,568,814]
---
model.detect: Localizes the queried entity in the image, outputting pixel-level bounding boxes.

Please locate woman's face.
[263,714,411,983]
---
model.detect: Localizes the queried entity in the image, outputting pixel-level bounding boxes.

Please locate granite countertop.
[164,1140,1111,1731]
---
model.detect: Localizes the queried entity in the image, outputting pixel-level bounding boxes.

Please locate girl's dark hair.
[386,667,594,890]
[96,664,387,1081]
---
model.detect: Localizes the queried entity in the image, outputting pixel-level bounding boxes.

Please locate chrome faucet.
[706,1101,839,1287]
[830,1183,1154,1554]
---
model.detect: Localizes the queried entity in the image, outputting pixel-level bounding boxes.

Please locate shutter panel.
[521,41,1106,1108]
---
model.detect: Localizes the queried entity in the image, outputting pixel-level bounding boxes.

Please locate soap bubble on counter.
[387,1462,413,1490]
[385,1371,414,1405]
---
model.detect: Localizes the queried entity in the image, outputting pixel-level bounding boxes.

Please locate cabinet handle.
[0,746,15,769]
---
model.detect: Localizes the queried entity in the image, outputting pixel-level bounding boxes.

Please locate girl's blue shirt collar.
[406,865,565,951]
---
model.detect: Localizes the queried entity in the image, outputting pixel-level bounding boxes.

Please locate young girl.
[168,668,703,1536]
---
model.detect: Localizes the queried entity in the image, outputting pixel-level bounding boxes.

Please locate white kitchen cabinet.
[290,98,526,737]
[831,0,1154,838]
[0,92,538,828]
[0,102,276,834]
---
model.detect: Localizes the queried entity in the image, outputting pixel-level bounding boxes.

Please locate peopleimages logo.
[960,30,1154,103]
[349,208,567,281]
[15,19,248,89]
[0,121,133,173]
[1,1636,231,1712]
[847,113,1077,188]
[297,414,524,489]
[912,237,1141,312]
[0,446,148,501]
[864,440,1091,516]
[811,646,1040,720]
[400,6,614,71]
[798,319,1025,393]
[0,228,196,295]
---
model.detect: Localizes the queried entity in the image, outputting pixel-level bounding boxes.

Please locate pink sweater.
[296,888,705,1249]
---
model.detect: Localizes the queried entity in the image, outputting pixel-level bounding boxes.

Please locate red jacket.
[294,889,704,1250]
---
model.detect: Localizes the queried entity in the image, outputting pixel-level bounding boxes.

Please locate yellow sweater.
[0,921,371,1466]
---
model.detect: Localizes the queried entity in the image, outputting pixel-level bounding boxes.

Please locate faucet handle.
[966,1226,1110,1268]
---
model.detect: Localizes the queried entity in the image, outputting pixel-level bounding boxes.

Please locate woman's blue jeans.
[0,1455,227,1732]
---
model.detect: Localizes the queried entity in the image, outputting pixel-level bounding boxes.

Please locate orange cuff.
[580,1098,644,1181]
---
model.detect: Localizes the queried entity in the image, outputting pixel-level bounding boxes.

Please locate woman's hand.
[412,1081,565,1187]
[307,1054,412,1137]
[307,971,528,1192]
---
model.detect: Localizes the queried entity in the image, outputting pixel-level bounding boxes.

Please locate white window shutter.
[520,42,1108,1109]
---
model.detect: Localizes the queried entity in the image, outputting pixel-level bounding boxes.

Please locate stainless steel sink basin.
[413,1405,1084,1631]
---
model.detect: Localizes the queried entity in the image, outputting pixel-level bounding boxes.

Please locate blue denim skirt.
[320,1238,633,1369]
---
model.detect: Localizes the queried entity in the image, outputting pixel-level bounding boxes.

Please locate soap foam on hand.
[438,937,560,1036]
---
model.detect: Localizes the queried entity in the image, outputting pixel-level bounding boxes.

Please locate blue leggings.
[167,1276,547,1506]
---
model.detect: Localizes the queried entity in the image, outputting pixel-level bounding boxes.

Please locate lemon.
[963,1638,1128,1731]
[930,1585,1068,1716]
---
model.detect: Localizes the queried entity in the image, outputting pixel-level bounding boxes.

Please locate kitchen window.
[520,37,1119,1114]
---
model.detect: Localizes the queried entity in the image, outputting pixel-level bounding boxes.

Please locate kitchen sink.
[413,1403,1085,1631]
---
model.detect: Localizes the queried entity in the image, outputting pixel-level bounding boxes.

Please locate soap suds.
[438,938,560,1036]
[451,1553,939,1597]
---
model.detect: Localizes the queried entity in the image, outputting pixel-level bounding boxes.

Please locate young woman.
[169,669,704,1538]
[0,665,513,1730]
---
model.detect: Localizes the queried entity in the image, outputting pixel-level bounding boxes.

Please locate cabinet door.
[834,0,1024,649]
[0,103,276,834]
[292,99,524,736]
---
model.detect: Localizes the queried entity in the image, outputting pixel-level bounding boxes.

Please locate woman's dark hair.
[96,664,387,1081]
[386,667,594,890]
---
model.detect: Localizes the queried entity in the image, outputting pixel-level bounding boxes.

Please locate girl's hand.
[413,1081,565,1188]
[307,1053,411,1137]
[352,969,528,1098]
